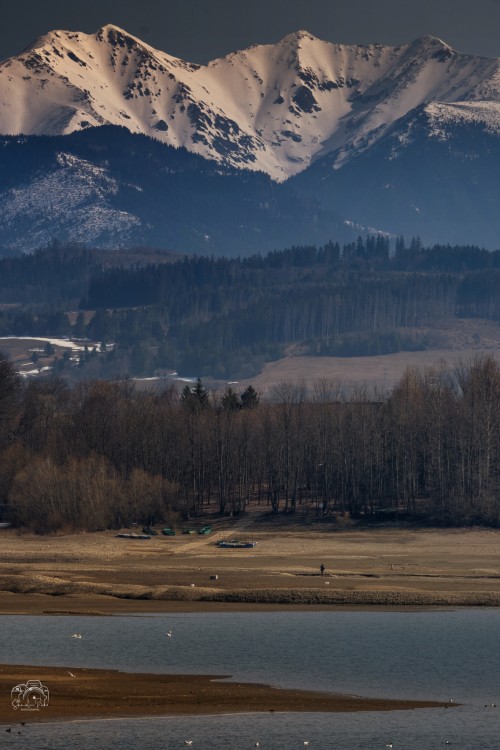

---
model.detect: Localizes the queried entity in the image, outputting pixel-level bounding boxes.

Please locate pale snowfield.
[0,336,88,350]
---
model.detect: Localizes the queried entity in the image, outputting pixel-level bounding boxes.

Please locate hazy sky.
[2,0,500,63]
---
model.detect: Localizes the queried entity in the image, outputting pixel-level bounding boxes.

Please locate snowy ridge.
[425,101,500,138]
[0,150,141,250]
[1,25,500,180]
[371,99,500,163]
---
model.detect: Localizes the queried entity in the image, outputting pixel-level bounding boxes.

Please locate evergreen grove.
[0,237,499,380]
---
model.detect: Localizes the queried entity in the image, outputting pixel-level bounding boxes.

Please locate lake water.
[1,610,500,749]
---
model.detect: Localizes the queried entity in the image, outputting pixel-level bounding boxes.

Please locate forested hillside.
[0,239,499,380]
[0,127,353,254]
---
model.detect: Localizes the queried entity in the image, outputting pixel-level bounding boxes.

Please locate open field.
[236,318,500,392]
[1,514,500,612]
[238,349,500,394]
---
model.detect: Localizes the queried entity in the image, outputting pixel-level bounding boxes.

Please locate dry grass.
[236,319,500,393]
[1,518,500,612]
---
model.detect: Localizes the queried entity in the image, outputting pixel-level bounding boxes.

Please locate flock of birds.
[254,744,309,748]
[45,628,480,749]
[67,631,312,747]
[71,630,173,639]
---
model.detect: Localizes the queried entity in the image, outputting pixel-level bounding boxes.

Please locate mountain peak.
[1,25,500,182]
[17,23,147,58]
[280,29,321,46]
[411,34,454,52]
[97,23,127,34]
[95,23,148,48]
[418,34,449,44]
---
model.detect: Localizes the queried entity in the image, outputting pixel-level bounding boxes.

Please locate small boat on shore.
[116,533,151,540]
[217,539,257,548]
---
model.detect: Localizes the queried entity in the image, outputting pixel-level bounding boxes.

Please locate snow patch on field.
[0,336,88,350]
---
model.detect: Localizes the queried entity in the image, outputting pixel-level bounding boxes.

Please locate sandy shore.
[0,664,452,724]
[1,522,500,613]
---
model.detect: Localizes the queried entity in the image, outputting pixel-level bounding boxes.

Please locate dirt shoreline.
[1,525,500,614]
[0,527,485,724]
[0,590,498,616]
[0,664,452,724]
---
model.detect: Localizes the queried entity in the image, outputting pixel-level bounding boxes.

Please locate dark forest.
[0,237,499,380]
[1,354,499,532]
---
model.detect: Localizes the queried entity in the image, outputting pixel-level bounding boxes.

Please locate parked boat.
[116,533,151,540]
[217,539,257,548]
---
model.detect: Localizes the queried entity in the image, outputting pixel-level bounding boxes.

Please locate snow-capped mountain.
[2,26,500,252]
[2,25,500,180]
[292,99,500,247]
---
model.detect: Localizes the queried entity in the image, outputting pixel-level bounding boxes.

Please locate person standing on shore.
[320,564,325,576]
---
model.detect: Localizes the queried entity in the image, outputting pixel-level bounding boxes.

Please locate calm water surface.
[1,610,499,749]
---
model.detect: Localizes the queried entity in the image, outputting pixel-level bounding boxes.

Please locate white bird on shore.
[166,630,173,637]
[71,633,82,639]
[255,743,260,747]
[184,741,193,746]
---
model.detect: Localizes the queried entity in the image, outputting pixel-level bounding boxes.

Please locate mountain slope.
[2,26,500,180]
[292,101,500,247]
[3,27,500,250]
[0,127,354,254]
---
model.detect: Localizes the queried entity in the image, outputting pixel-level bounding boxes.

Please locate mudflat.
[0,664,452,724]
[1,518,500,612]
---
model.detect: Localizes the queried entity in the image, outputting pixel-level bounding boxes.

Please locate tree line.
[1,238,499,380]
[1,354,499,533]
